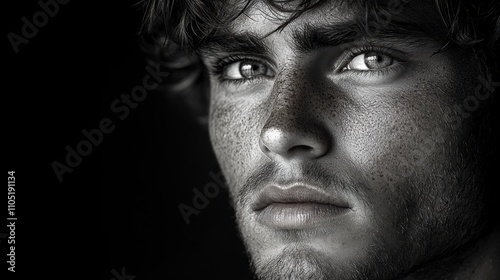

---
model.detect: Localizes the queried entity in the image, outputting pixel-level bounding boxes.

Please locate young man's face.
[202,0,489,279]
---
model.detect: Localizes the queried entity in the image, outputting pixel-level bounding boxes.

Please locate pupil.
[364,53,391,69]
[241,63,260,77]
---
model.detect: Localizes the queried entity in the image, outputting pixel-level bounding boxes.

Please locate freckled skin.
[204,1,498,280]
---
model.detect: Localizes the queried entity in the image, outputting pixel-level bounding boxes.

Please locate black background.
[4,1,253,279]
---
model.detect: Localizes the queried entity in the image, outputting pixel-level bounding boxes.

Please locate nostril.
[288,145,313,154]
[259,123,330,160]
[259,138,271,153]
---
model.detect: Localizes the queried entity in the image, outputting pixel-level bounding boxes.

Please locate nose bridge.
[268,65,311,121]
[259,64,331,161]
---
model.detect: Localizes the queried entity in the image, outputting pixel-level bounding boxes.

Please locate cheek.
[343,96,444,187]
[208,89,266,187]
[340,59,478,204]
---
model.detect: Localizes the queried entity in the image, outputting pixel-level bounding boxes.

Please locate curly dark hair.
[137,0,500,122]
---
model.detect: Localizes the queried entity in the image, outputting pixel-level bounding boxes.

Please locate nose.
[259,107,331,161]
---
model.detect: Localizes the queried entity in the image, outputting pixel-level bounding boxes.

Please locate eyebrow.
[295,20,432,52]
[199,32,271,57]
[199,19,435,57]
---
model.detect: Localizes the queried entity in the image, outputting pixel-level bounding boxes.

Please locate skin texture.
[200,0,499,279]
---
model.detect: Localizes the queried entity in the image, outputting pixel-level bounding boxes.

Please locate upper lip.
[251,183,350,211]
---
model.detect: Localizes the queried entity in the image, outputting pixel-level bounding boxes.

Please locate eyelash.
[209,46,405,84]
[337,45,405,77]
[209,54,272,85]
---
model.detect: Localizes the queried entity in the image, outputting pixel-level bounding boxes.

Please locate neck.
[405,224,500,280]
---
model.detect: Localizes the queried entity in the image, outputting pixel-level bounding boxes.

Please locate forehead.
[225,0,441,37]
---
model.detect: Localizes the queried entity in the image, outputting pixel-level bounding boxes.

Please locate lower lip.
[255,203,350,229]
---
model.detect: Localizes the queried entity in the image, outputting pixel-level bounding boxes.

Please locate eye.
[223,61,271,80]
[343,52,394,71]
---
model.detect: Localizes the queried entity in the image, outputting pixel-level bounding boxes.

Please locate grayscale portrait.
[6,0,498,279]
[138,0,500,279]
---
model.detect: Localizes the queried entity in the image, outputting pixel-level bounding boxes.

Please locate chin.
[249,245,337,280]
[237,214,420,280]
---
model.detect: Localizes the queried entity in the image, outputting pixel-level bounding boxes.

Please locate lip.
[252,183,351,229]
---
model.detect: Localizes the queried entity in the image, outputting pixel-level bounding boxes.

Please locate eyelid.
[334,45,407,73]
[209,54,275,74]
[209,54,276,83]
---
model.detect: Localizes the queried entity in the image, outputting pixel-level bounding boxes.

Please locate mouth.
[251,183,351,229]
